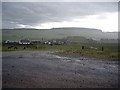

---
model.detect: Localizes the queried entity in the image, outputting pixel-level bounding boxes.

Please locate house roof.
[20,39,30,43]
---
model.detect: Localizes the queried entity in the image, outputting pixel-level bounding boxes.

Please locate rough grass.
[2,43,119,60]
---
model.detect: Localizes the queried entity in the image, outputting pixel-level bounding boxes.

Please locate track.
[2,51,118,88]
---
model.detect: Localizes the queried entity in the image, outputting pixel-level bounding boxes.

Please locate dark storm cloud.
[2,2,118,28]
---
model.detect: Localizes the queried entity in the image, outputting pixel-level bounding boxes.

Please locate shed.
[19,39,31,45]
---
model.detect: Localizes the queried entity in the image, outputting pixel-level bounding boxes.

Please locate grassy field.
[2,42,119,60]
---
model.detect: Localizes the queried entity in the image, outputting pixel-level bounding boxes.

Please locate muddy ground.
[2,51,118,88]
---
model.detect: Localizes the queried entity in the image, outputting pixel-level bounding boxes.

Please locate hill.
[2,27,119,41]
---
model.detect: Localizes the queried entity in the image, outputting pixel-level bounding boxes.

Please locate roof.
[20,39,30,43]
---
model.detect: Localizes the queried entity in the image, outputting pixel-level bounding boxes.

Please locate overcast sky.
[2,2,118,32]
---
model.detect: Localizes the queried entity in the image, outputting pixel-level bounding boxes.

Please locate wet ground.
[2,51,118,88]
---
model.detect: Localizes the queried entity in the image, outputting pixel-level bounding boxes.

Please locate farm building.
[19,39,31,45]
[4,40,19,44]
[31,40,41,44]
[44,39,67,45]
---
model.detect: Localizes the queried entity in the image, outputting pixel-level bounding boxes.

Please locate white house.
[4,40,19,44]
[19,39,31,45]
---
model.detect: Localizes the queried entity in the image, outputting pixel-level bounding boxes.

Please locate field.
[2,29,119,60]
[2,42,119,60]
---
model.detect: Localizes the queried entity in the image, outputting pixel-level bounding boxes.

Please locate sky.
[2,2,118,32]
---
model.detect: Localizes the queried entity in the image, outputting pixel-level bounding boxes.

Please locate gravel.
[2,51,118,88]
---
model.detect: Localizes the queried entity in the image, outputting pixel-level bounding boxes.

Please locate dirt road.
[2,51,118,88]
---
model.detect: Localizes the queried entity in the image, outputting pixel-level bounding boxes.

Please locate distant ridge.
[3,27,118,40]
[52,27,102,30]
[2,27,117,33]
[51,27,103,32]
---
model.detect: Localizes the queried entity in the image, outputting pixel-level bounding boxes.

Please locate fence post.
[102,46,104,51]
[82,46,84,50]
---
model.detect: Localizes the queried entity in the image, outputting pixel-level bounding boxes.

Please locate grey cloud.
[2,2,118,29]
[2,0,120,2]
[0,2,2,29]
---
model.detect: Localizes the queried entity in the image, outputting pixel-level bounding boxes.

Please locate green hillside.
[2,28,118,41]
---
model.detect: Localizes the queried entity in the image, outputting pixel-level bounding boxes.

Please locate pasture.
[2,42,119,60]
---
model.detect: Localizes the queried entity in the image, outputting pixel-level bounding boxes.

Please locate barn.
[19,39,31,45]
